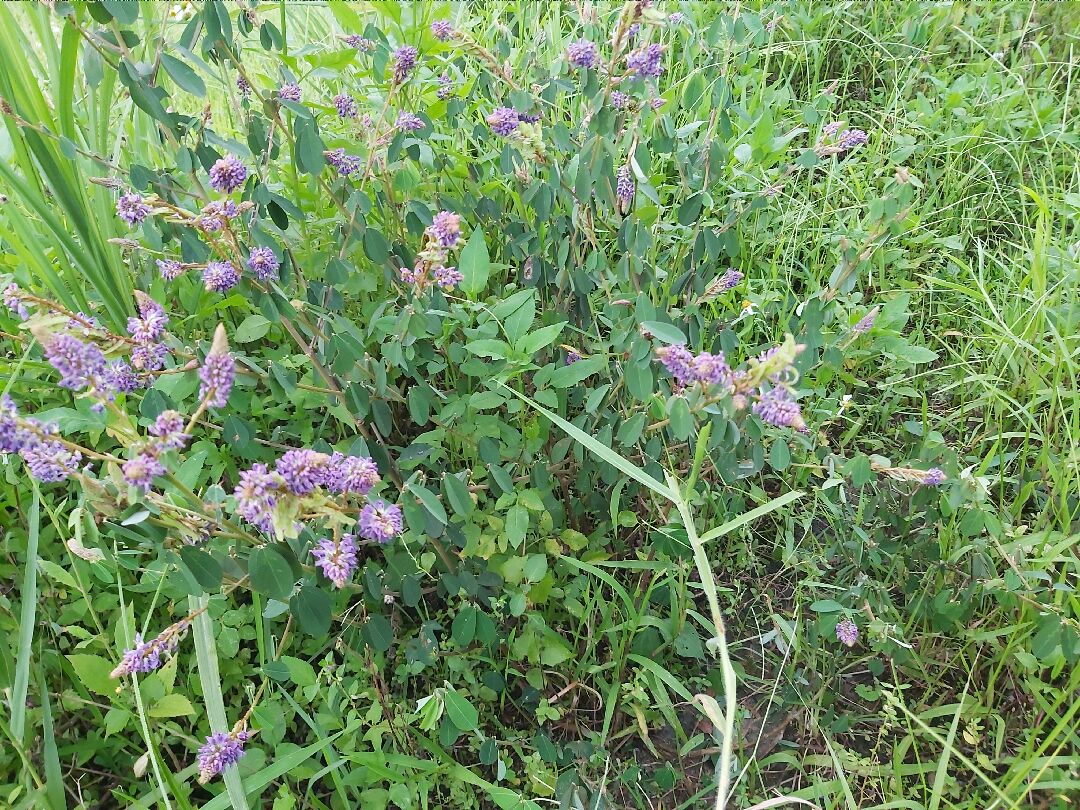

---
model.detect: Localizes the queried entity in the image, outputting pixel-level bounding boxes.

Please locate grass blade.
[11,482,39,742]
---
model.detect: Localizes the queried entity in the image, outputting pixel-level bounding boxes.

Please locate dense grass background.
[0,2,1077,809]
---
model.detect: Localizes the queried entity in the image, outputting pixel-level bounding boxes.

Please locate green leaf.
[160,53,205,97]
[451,606,477,646]
[234,314,271,343]
[37,559,76,589]
[179,546,223,590]
[443,474,474,518]
[697,490,805,544]
[100,0,138,23]
[459,228,490,296]
[465,339,511,360]
[290,586,331,636]
[640,321,687,344]
[811,600,845,613]
[149,694,196,718]
[549,356,604,387]
[517,322,566,355]
[281,655,316,687]
[363,614,394,652]
[444,687,479,732]
[294,117,326,175]
[66,654,116,697]
[409,483,447,525]
[505,504,528,548]
[248,546,295,601]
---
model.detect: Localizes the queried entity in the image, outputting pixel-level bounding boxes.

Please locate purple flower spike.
[0,395,27,454]
[334,93,357,118]
[311,534,358,588]
[324,452,380,495]
[345,35,375,51]
[611,91,630,110]
[433,265,463,289]
[752,386,805,430]
[719,269,743,290]
[202,261,240,294]
[20,439,81,483]
[567,38,598,69]
[836,618,859,647]
[3,284,29,320]
[837,128,868,150]
[431,20,453,41]
[208,154,248,193]
[487,106,519,137]
[392,45,419,84]
[247,246,280,282]
[325,148,362,177]
[655,344,696,386]
[234,462,282,533]
[197,730,249,783]
[358,499,403,543]
[437,72,453,99]
[565,350,582,365]
[626,43,664,77]
[922,468,946,486]
[236,75,251,96]
[150,410,190,451]
[122,452,165,492]
[396,111,424,132]
[275,449,330,495]
[692,352,731,387]
[198,348,234,409]
[427,210,462,248]
[616,165,635,206]
[853,309,877,334]
[116,192,152,226]
[157,259,184,281]
[44,334,107,391]
[278,82,301,102]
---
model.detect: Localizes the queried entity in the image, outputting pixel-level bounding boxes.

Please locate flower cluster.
[203,261,240,294]
[626,43,664,77]
[487,106,519,137]
[198,344,235,410]
[208,154,247,193]
[836,618,859,647]
[431,20,453,41]
[396,111,424,132]
[817,122,869,155]
[278,82,301,102]
[344,34,375,51]
[392,45,419,84]
[616,165,635,207]
[247,246,280,282]
[436,72,453,99]
[3,283,29,319]
[334,93,357,119]
[116,192,152,226]
[567,38,598,69]
[311,533,358,588]
[197,730,249,783]
[128,292,169,372]
[111,615,193,678]
[0,398,82,483]
[325,148,362,177]
[401,210,466,291]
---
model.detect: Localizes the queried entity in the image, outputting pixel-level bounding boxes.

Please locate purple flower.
[427,211,462,248]
[650,97,666,110]
[334,93,357,119]
[433,265,463,289]
[565,350,582,365]
[345,35,375,51]
[358,499,403,543]
[44,334,107,391]
[396,111,424,132]
[400,264,423,285]
[311,533,358,588]
[116,192,152,226]
[197,730,249,783]
[922,468,946,486]
[837,128,868,150]
[111,618,190,679]
[131,341,168,372]
[616,165,635,206]
[487,106,520,137]
[655,344,696,386]
[20,438,81,483]
[122,452,165,492]
[198,349,234,409]
[822,121,843,139]
[669,12,686,24]
[567,38,598,68]
[103,360,141,395]
[719,269,743,290]
[627,23,641,39]
[611,91,630,110]
[836,618,859,647]
[392,45,419,84]
[325,148,362,177]
[853,309,877,334]
[149,410,190,451]
[752,386,805,430]
[202,261,240,294]
[157,259,184,281]
[275,449,330,495]
[234,463,282,533]
[626,43,664,77]
[431,20,453,41]
[278,82,302,102]
[247,246,280,282]
[323,452,381,495]
[692,352,731,387]
[128,296,167,344]
[0,395,27,454]
[3,284,29,320]
[208,154,247,193]
[236,75,251,96]
[437,71,453,99]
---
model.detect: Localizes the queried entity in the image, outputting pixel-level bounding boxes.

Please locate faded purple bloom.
[358,499,403,543]
[234,463,282,533]
[719,269,743,290]
[567,38,598,68]
[837,128,868,150]
[334,93,357,118]
[626,43,664,77]
[518,111,541,124]
[669,12,686,24]
[325,148,362,177]
[149,410,189,451]
[431,20,453,41]
[208,154,247,193]
[20,438,81,483]
[128,297,167,344]
[44,334,106,391]
[198,350,234,409]
[66,313,99,336]
[427,211,462,248]
[311,533,358,588]
[102,360,141,395]
[122,452,165,492]
[278,82,302,102]
[433,265,463,289]
[822,121,843,139]
[611,91,630,110]
[0,395,26,454]
[853,309,877,334]
[656,344,696,386]
[275,449,330,495]
[236,74,251,96]
[400,264,423,285]
[345,35,375,51]
[692,352,731,387]
[396,111,424,132]
[131,341,168,372]
[3,284,29,320]
[324,452,380,495]
[650,97,666,110]
[922,468,946,486]
[247,246,280,282]
[437,71,453,99]
[197,731,249,783]
[487,106,519,136]
[116,192,152,226]
[836,618,858,647]
[202,261,240,294]
[392,45,419,84]
[157,259,184,281]
[752,386,805,430]
[111,619,190,679]
[565,349,582,365]
[627,23,641,39]
[616,165,635,206]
